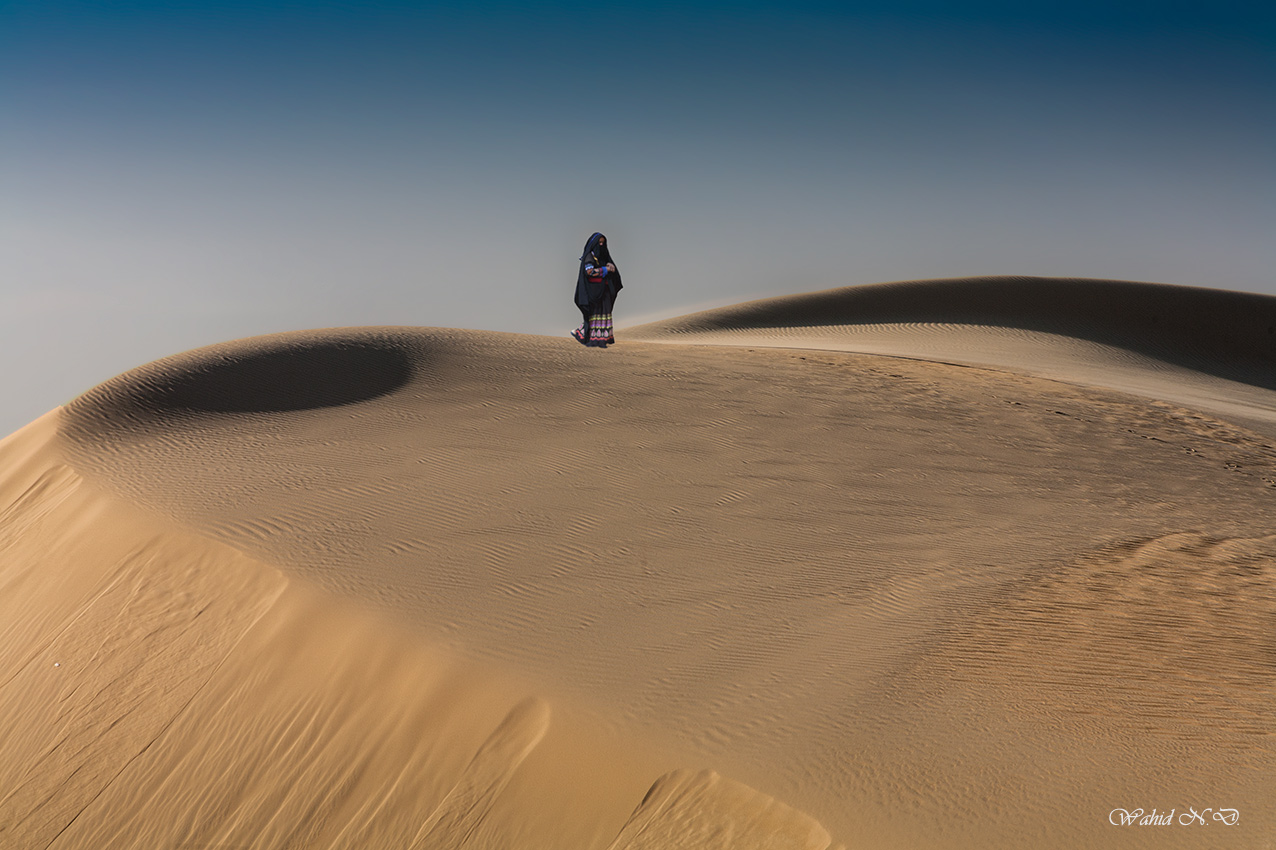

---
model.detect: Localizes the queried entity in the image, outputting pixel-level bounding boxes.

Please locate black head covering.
[574,232,622,312]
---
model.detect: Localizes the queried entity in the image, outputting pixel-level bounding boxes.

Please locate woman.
[572,232,622,348]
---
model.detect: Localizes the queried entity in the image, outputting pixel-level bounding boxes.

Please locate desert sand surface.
[2,276,1274,848]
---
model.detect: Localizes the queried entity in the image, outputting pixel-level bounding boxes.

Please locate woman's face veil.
[581,232,605,264]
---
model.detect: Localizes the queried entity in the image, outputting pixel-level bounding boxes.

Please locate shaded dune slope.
[45,317,1276,848]
[628,276,1276,392]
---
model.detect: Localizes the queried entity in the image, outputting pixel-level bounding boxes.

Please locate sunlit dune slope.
[0,417,838,849]
[4,275,1276,848]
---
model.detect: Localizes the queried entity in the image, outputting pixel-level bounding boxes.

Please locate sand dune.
[627,276,1276,430]
[627,275,1276,379]
[3,277,1275,847]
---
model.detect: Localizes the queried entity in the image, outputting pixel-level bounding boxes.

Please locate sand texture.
[3,276,1275,847]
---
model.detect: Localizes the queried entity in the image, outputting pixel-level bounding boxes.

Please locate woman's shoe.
[571,328,589,345]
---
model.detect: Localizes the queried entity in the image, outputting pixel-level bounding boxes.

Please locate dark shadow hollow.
[142,340,413,414]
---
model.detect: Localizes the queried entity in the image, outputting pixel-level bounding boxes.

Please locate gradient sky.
[3,0,1273,436]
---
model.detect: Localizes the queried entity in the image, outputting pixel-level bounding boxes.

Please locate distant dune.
[3,277,1274,848]
[628,275,1276,431]
[629,275,1276,381]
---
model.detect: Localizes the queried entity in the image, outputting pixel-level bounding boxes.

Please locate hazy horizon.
[3,0,1273,437]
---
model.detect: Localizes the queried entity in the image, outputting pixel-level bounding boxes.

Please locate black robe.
[574,232,622,323]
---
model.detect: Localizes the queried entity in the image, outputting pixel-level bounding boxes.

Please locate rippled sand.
[2,276,1273,847]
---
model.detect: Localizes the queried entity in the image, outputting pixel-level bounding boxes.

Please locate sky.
[2,0,1273,436]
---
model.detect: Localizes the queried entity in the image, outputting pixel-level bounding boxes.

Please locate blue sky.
[2,0,1273,435]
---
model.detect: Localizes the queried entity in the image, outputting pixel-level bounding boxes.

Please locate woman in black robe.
[572,232,622,347]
